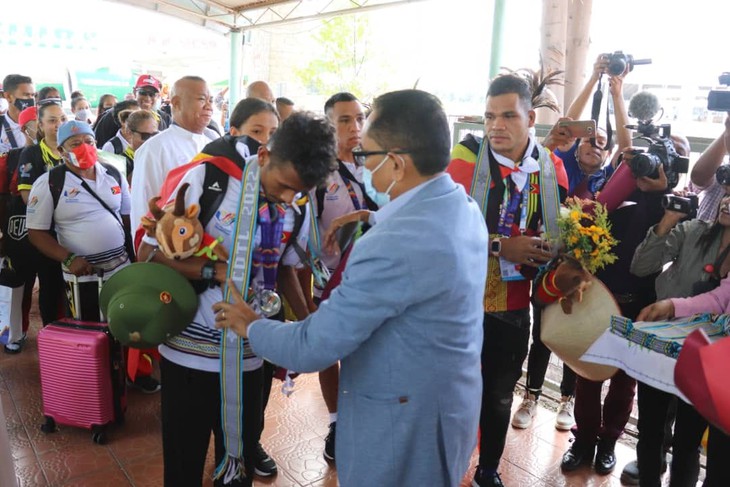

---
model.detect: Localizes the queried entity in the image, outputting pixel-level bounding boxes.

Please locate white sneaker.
[511,393,538,429]
[555,396,575,431]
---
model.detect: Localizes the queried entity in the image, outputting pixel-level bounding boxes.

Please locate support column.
[489,0,506,79]
[229,27,243,109]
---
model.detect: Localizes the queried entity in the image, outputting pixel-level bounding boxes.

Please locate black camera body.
[707,72,730,112]
[715,164,730,186]
[624,122,690,189]
[606,51,652,76]
[661,193,698,219]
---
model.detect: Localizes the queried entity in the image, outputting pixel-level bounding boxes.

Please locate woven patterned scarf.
[214,160,260,484]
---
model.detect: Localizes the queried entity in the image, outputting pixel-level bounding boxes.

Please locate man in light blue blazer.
[214,89,489,487]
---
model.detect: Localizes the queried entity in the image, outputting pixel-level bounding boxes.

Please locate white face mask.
[75,109,91,121]
[0,98,8,114]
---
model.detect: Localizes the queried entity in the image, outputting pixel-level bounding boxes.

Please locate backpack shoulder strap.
[315,185,326,219]
[48,165,67,209]
[110,137,123,155]
[198,161,229,228]
[100,162,122,187]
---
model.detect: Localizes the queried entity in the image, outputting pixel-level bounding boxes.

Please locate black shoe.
[620,460,639,485]
[254,443,277,477]
[127,375,161,394]
[472,466,504,487]
[323,421,336,462]
[561,442,595,472]
[595,439,617,475]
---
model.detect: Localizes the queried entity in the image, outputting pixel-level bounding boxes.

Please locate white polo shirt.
[101,131,130,154]
[26,163,131,278]
[310,160,367,292]
[130,124,218,232]
[143,154,309,373]
[0,113,26,153]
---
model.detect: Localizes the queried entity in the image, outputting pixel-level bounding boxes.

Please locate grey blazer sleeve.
[248,239,412,372]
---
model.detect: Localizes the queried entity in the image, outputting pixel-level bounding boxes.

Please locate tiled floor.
[1,304,678,487]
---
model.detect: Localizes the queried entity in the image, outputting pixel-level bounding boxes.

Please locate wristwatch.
[200,261,217,287]
[490,238,502,257]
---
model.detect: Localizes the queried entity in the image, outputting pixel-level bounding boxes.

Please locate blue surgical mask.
[362,155,395,208]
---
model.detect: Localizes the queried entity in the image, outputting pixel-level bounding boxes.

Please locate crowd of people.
[0,51,729,487]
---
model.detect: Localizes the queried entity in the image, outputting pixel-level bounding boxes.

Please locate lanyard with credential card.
[498,181,529,282]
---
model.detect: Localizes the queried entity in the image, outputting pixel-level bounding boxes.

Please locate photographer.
[543,53,632,196]
[688,113,730,222]
[628,191,730,486]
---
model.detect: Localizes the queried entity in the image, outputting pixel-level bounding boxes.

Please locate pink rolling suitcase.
[37,274,126,444]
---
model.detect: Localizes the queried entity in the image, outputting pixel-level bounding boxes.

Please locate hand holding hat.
[100,263,197,348]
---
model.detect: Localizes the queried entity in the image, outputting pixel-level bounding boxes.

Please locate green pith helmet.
[100,263,198,348]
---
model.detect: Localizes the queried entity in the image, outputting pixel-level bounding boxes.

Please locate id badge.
[311,257,331,289]
[499,257,525,281]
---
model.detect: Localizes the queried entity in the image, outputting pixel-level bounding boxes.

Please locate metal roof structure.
[111,0,428,34]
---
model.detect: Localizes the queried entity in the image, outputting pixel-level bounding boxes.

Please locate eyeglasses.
[351,149,411,166]
[136,89,158,98]
[132,130,159,141]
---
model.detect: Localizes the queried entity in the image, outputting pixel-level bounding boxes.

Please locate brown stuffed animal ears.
[186,204,200,220]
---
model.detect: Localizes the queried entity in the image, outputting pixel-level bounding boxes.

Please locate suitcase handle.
[66,269,106,320]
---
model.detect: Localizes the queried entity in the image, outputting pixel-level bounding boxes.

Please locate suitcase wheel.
[91,425,107,445]
[40,416,57,434]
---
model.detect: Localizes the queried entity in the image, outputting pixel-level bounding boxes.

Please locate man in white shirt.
[0,74,35,153]
[130,76,219,233]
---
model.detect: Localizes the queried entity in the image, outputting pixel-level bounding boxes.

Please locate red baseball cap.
[18,106,38,128]
[134,74,162,92]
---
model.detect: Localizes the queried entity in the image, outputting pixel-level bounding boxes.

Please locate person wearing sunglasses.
[94,74,170,149]
[101,108,159,185]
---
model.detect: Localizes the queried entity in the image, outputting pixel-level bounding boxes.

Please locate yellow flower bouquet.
[556,197,618,274]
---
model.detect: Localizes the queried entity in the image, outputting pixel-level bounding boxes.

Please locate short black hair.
[324,92,358,115]
[268,111,337,188]
[367,89,451,176]
[113,99,139,119]
[276,97,294,107]
[229,98,279,130]
[37,86,60,102]
[3,74,33,94]
[487,74,533,110]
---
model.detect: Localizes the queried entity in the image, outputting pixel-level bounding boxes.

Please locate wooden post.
[564,0,593,112]
[538,0,568,124]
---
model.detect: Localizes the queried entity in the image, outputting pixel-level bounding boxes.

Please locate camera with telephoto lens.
[707,73,730,112]
[606,51,652,76]
[623,122,690,189]
[661,193,698,218]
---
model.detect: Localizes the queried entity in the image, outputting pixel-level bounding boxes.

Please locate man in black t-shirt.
[95,74,171,148]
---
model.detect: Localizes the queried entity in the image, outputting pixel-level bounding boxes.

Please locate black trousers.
[7,240,64,326]
[479,309,531,470]
[160,357,263,487]
[525,307,577,398]
[704,425,730,487]
[637,382,705,487]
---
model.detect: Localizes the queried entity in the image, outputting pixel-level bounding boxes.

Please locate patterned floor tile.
[38,446,117,486]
